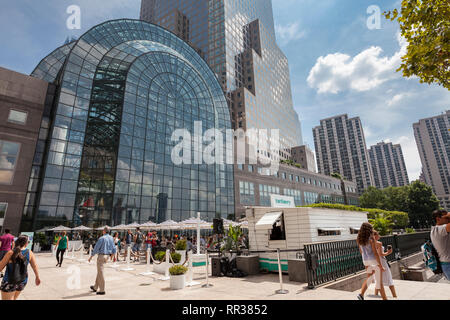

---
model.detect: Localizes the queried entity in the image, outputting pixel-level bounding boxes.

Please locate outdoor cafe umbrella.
[95,225,111,231]
[139,221,158,230]
[48,225,72,232]
[124,222,141,229]
[72,225,91,231]
[111,224,127,230]
[156,220,180,230]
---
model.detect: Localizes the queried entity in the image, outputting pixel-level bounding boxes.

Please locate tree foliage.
[407,180,440,228]
[369,216,394,236]
[385,0,450,89]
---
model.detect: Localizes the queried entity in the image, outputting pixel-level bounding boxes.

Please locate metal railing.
[305,231,431,288]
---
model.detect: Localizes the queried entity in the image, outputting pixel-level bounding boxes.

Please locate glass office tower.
[141,0,303,158]
[22,19,234,231]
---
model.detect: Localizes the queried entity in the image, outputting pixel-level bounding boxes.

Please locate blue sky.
[1,0,448,181]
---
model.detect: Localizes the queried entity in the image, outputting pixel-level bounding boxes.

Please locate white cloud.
[307,33,407,94]
[275,22,306,46]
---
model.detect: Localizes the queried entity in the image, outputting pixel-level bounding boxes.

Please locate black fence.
[304,231,431,288]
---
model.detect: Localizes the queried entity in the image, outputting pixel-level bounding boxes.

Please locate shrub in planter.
[171,252,181,264]
[169,265,188,290]
[155,251,166,262]
[169,265,188,275]
[175,240,187,250]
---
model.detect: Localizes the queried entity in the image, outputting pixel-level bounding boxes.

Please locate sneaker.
[96,292,106,295]
[90,286,97,293]
[357,294,364,300]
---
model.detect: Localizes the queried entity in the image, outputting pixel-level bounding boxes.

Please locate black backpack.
[9,251,29,284]
[136,232,143,244]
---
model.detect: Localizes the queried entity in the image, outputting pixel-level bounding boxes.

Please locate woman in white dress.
[373,230,398,298]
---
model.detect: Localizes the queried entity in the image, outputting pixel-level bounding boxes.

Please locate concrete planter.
[153,261,172,274]
[170,274,186,290]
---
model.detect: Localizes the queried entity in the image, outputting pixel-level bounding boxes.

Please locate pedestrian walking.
[373,230,397,298]
[132,228,144,262]
[124,230,133,261]
[113,232,120,262]
[0,235,41,300]
[356,222,387,300]
[55,231,69,267]
[0,229,15,278]
[430,209,450,280]
[88,227,116,295]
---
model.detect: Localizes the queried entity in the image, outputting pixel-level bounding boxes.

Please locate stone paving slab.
[16,253,449,300]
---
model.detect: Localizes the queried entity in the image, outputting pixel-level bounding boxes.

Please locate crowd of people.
[0,208,447,300]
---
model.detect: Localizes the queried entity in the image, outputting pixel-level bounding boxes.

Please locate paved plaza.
[14,253,449,300]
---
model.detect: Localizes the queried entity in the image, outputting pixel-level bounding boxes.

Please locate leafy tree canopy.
[385,0,450,89]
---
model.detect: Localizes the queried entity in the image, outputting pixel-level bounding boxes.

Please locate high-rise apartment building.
[140,0,303,159]
[291,145,317,173]
[413,111,450,211]
[313,114,374,194]
[368,142,409,189]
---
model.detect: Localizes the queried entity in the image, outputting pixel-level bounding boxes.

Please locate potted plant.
[153,251,168,274]
[171,252,182,265]
[175,240,187,264]
[169,265,188,290]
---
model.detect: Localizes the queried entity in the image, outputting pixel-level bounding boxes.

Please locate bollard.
[140,248,156,276]
[86,245,93,264]
[201,250,213,288]
[77,244,84,262]
[121,247,134,271]
[275,248,289,294]
[159,249,170,281]
[186,250,200,287]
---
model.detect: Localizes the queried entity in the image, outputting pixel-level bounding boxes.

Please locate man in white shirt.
[430,210,450,280]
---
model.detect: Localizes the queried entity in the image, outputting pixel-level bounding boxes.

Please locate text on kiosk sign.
[270,194,295,208]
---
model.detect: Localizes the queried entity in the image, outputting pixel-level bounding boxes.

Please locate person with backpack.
[430,209,450,280]
[55,231,69,267]
[132,228,143,262]
[0,235,41,300]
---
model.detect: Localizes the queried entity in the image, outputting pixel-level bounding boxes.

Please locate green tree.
[360,186,387,209]
[369,215,394,236]
[383,186,410,212]
[407,180,440,228]
[385,0,450,89]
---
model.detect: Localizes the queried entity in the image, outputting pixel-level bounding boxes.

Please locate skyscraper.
[313,114,374,194]
[413,110,450,211]
[140,0,303,159]
[368,142,409,189]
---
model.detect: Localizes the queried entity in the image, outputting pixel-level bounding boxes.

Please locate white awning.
[318,227,346,232]
[350,227,361,231]
[255,211,283,230]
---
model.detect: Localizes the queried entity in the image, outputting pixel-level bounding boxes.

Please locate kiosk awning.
[255,211,283,230]
[318,227,346,232]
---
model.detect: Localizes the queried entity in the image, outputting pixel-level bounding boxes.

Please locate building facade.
[368,141,409,189]
[0,67,52,234]
[291,145,317,173]
[18,19,234,232]
[234,162,359,218]
[313,114,374,194]
[141,0,303,160]
[413,111,450,211]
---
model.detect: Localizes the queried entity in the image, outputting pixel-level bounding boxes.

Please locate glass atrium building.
[21,19,234,231]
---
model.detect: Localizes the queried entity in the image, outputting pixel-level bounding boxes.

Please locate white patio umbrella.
[124,222,141,229]
[111,224,126,230]
[35,227,51,233]
[140,221,158,229]
[48,225,72,232]
[239,221,249,229]
[72,225,91,231]
[95,225,111,231]
[157,220,180,230]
